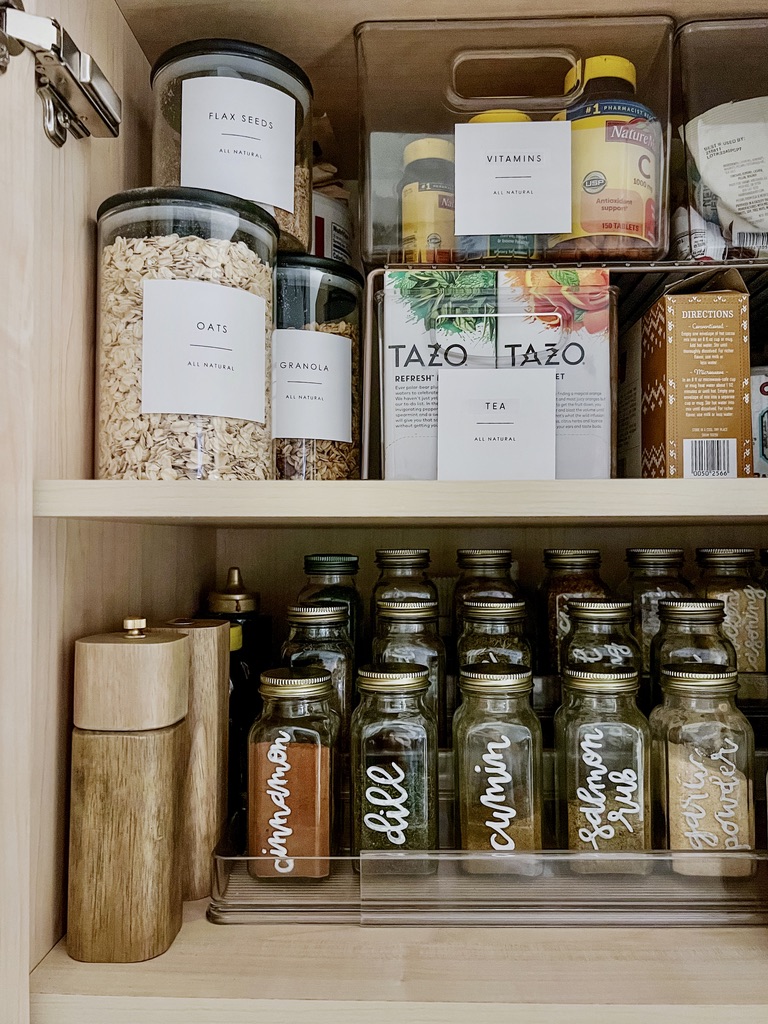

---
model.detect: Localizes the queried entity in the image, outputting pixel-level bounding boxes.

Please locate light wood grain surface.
[29,900,768,1020]
[33,478,768,526]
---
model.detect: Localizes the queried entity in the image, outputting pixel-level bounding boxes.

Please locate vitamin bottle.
[400,137,455,263]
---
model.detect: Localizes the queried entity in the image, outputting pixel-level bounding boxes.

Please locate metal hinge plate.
[0,1,122,147]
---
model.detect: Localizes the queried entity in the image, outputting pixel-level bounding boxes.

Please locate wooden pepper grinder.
[67,618,189,963]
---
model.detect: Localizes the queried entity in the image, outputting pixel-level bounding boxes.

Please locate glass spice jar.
[616,548,692,679]
[453,664,543,870]
[296,553,363,662]
[695,548,768,701]
[452,549,518,643]
[370,549,437,635]
[457,599,530,669]
[248,667,339,879]
[538,549,609,677]
[372,599,446,743]
[555,668,651,870]
[561,599,643,704]
[650,665,755,876]
[282,604,354,752]
[351,663,438,869]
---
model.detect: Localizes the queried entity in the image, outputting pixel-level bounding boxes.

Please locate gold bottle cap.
[564,55,637,95]
[375,548,431,568]
[377,599,439,621]
[403,137,455,166]
[660,665,739,695]
[544,549,601,568]
[626,548,685,567]
[122,617,147,636]
[457,549,513,568]
[657,598,725,623]
[357,663,430,693]
[459,663,533,695]
[206,566,259,614]
[568,599,631,623]
[230,623,243,652]
[259,666,333,699]
[563,668,639,693]
[286,603,348,625]
[696,548,755,567]
[462,598,527,622]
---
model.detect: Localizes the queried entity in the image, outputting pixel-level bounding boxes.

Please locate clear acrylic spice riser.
[210,750,768,926]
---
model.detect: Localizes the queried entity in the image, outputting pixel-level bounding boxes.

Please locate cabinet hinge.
[0,0,121,147]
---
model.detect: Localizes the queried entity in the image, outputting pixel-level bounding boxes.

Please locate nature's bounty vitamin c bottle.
[549,55,662,260]
[400,138,456,263]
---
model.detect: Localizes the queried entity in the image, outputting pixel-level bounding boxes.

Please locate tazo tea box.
[496,269,615,479]
[620,270,752,478]
[379,270,496,479]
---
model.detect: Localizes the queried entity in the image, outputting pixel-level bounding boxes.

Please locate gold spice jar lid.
[462,599,527,622]
[567,599,631,623]
[375,549,431,568]
[626,548,685,567]
[563,668,639,693]
[357,663,430,693]
[459,663,533,695]
[259,666,333,699]
[377,599,439,621]
[660,665,739,695]
[657,598,725,623]
[457,549,513,568]
[206,566,259,614]
[286,603,348,625]
[544,549,601,568]
[695,548,756,567]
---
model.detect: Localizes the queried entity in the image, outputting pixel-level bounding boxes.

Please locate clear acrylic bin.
[675,20,768,262]
[356,18,672,266]
[370,267,617,480]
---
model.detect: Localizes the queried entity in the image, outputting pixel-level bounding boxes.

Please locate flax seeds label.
[454,121,571,235]
[181,77,295,212]
[249,732,330,879]
[141,279,266,422]
[272,328,352,442]
[551,101,661,247]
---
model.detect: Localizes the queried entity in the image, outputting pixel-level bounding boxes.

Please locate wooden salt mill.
[158,618,230,900]
[68,618,189,963]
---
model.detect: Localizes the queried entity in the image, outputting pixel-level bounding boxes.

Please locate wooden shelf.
[33,478,768,527]
[29,900,768,1022]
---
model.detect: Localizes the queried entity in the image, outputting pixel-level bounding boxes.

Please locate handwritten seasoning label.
[569,727,644,851]
[570,643,635,667]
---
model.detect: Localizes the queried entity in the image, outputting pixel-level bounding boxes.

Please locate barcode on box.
[683,438,736,478]
[735,231,768,251]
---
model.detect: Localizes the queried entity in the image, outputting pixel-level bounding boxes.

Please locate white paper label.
[437,368,555,480]
[141,279,267,423]
[454,121,572,235]
[180,77,295,212]
[272,328,352,442]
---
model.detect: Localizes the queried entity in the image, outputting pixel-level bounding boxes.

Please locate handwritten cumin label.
[364,762,410,846]
[261,730,295,873]
[577,727,641,850]
[474,735,517,850]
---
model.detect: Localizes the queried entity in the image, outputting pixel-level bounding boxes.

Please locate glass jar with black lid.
[273,255,364,481]
[296,553,363,662]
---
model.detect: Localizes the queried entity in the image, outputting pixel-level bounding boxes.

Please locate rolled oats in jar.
[96,187,278,480]
[151,39,313,251]
[273,255,363,480]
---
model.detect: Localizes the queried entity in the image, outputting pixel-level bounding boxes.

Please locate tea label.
[272,329,352,442]
[454,121,572,235]
[181,76,296,211]
[436,368,555,480]
[141,278,266,422]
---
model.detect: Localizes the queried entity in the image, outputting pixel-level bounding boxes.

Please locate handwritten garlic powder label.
[671,737,751,852]
[475,736,517,850]
[363,762,411,846]
[575,727,642,850]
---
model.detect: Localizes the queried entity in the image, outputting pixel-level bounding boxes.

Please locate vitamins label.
[180,76,296,212]
[272,329,352,442]
[141,279,266,422]
[454,121,572,235]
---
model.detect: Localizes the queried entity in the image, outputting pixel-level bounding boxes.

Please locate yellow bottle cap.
[229,623,243,652]
[469,110,532,123]
[403,137,455,166]
[564,55,637,95]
